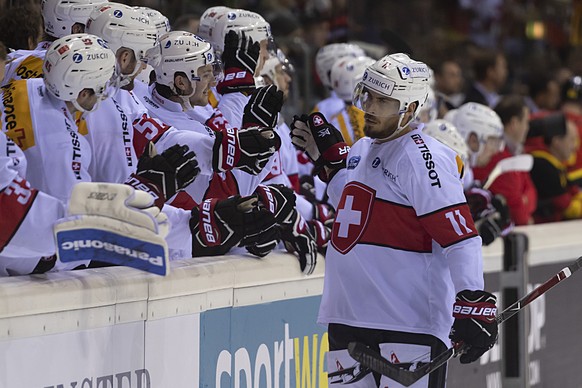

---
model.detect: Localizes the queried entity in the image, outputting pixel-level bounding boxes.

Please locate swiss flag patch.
[331,182,376,254]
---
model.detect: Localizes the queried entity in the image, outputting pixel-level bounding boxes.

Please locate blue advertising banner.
[200,296,329,388]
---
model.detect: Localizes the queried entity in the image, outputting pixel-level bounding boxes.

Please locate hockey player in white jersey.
[133,6,171,85]
[131,30,282,204]
[1,0,107,87]
[312,43,365,119]
[291,53,498,387]
[328,56,376,146]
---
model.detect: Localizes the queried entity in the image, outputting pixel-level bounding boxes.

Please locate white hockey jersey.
[1,79,92,204]
[134,84,272,198]
[312,91,345,122]
[1,42,50,87]
[318,126,484,345]
[0,133,64,275]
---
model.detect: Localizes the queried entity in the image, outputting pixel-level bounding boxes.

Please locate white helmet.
[447,102,504,148]
[148,31,216,91]
[41,0,107,38]
[197,6,231,43]
[86,3,157,61]
[43,33,115,112]
[315,43,365,89]
[210,9,273,54]
[330,56,375,102]
[260,48,294,89]
[134,6,170,38]
[353,53,430,138]
[423,119,469,163]
[417,87,438,123]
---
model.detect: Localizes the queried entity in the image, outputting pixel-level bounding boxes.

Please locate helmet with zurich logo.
[315,43,365,89]
[147,31,217,93]
[41,0,107,38]
[43,33,115,111]
[133,6,170,38]
[352,53,430,137]
[210,9,273,55]
[86,3,157,61]
[330,56,375,102]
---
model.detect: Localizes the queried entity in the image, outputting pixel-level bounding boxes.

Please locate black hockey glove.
[255,184,297,223]
[280,209,318,275]
[240,223,281,258]
[290,113,350,182]
[299,175,316,203]
[128,142,199,208]
[190,195,277,257]
[243,85,284,129]
[307,219,332,254]
[217,31,260,95]
[449,290,498,364]
[237,127,281,175]
[466,188,512,246]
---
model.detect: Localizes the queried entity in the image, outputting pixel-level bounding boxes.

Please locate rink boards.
[0,220,581,387]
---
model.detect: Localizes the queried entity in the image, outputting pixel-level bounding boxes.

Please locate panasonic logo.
[60,240,164,266]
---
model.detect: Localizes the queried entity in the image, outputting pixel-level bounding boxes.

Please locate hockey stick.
[348,256,582,386]
[482,154,533,190]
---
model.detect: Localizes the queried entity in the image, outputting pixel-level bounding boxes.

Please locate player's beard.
[364,113,398,139]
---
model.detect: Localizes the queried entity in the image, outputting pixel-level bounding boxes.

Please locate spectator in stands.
[433,58,465,114]
[472,95,537,225]
[172,14,199,33]
[526,73,561,114]
[527,114,582,223]
[464,49,507,107]
[0,3,43,51]
[559,76,582,187]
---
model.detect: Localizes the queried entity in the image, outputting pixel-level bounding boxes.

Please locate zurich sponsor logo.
[72,53,83,63]
[113,9,123,18]
[227,12,237,20]
[347,156,361,170]
[346,64,354,71]
[362,71,368,81]
[96,38,108,48]
[401,67,411,76]
[165,40,172,48]
[372,157,381,168]
[206,52,213,62]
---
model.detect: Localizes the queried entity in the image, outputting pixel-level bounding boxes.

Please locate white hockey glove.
[54,182,170,276]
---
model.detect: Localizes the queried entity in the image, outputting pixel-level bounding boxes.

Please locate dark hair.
[528,113,567,145]
[528,73,555,99]
[0,4,42,50]
[472,49,501,81]
[172,14,199,33]
[0,41,6,61]
[494,95,526,125]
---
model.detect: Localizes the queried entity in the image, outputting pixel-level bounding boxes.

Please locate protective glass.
[352,83,401,118]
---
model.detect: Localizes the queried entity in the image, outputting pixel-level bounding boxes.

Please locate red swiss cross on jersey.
[331,182,376,254]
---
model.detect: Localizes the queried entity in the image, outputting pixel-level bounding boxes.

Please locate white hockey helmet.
[210,9,273,55]
[148,31,217,92]
[353,53,430,138]
[86,3,157,61]
[260,48,294,89]
[43,33,115,112]
[134,6,170,38]
[447,102,504,155]
[197,6,231,43]
[315,43,365,89]
[423,119,469,163]
[330,56,375,102]
[41,0,108,38]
